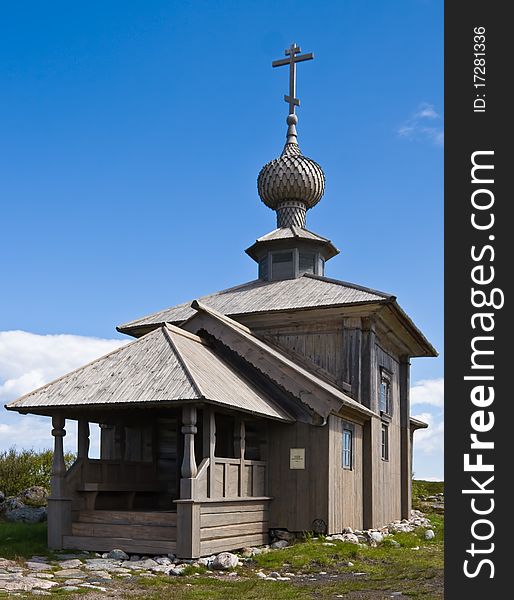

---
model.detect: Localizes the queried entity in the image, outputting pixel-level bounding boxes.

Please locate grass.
[0,522,52,560]
[0,512,444,599]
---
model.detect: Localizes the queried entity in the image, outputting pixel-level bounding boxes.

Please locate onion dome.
[257,114,325,228]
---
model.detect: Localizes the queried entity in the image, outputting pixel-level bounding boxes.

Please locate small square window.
[271,252,294,279]
[381,423,389,461]
[299,252,315,275]
[258,256,269,280]
[379,369,391,414]
[342,428,352,469]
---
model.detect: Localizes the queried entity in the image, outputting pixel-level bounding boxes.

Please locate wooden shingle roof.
[117,274,392,335]
[6,324,293,422]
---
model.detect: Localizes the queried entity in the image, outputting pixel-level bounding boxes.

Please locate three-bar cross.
[272,42,314,115]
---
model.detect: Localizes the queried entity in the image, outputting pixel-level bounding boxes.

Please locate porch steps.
[64,510,177,555]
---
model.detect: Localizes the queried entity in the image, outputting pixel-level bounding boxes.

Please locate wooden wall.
[263,317,405,530]
[263,321,346,387]
[267,421,329,532]
[327,415,363,532]
[371,344,402,526]
[199,500,269,555]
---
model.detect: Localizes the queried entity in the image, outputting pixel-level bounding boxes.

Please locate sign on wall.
[289,447,305,469]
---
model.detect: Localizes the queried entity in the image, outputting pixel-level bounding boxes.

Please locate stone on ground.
[211,552,239,570]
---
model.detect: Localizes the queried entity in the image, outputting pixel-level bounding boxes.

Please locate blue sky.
[0,1,443,478]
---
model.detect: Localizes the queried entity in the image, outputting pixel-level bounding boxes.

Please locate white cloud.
[0,330,127,403]
[0,330,127,453]
[412,410,444,455]
[411,377,444,407]
[398,102,444,146]
[415,103,439,119]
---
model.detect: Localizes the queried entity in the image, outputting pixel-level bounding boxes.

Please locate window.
[271,252,294,279]
[299,252,316,275]
[379,369,391,414]
[342,428,353,469]
[381,423,389,461]
[258,256,269,280]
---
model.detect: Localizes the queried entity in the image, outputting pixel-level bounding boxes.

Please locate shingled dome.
[257,114,325,228]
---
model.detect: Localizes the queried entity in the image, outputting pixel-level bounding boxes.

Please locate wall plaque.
[289,447,305,469]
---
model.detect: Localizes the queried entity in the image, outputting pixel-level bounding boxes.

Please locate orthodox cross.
[272,42,314,115]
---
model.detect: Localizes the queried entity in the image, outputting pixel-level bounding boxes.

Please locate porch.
[49,404,271,558]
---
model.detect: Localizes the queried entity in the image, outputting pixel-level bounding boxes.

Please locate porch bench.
[77,483,167,511]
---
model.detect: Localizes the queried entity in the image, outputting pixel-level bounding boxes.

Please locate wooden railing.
[193,457,267,500]
[81,458,157,484]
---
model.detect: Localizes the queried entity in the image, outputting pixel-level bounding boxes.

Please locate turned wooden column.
[77,419,90,460]
[47,413,72,549]
[180,406,198,497]
[50,414,67,497]
[176,405,200,559]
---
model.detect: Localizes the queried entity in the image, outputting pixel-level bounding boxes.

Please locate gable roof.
[182,300,377,422]
[5,324,293,422]
[117,274,392,335]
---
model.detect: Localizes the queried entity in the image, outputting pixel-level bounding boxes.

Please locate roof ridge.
[162,326,204,399]
[190,300,252,334]
[303,273,394,299]
[6,328,161,409]
[164,322,207,345]
[117,280,265,330]
[189,299,376,419]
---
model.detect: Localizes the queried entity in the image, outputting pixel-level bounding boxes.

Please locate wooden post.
[114,422,125,460]
[47,413,72,549]
[361,318,379,529]
[400,357,412,519]
[181,406,198,486]
[77,419,90,459]
[176,406,200,559]
[234,418,245,497]
[99,423,115,459]
[204,406,216,498]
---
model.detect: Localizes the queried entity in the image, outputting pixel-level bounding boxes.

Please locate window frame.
[379,368,392,416]
[342,428,353,470]
[381,423,389,461]
[270,250,295,280]
[341,420,355,470]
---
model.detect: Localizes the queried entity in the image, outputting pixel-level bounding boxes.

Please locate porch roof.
[5,324,293,422]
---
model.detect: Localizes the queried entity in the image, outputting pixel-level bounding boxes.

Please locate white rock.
[122,558,158,570]
[341,533,359,545]
[369,532,383,544]
[424,529,435,540]
[271,540,288,549]
[155,557,172,565]
[256,571,266,579]
[322,542,336,547]
[106,549,129,560]
[26,562,52,571]
[212,552,239,570]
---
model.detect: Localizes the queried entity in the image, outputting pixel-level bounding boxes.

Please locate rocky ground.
[0,487,48,525]
[0,510,441,598]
